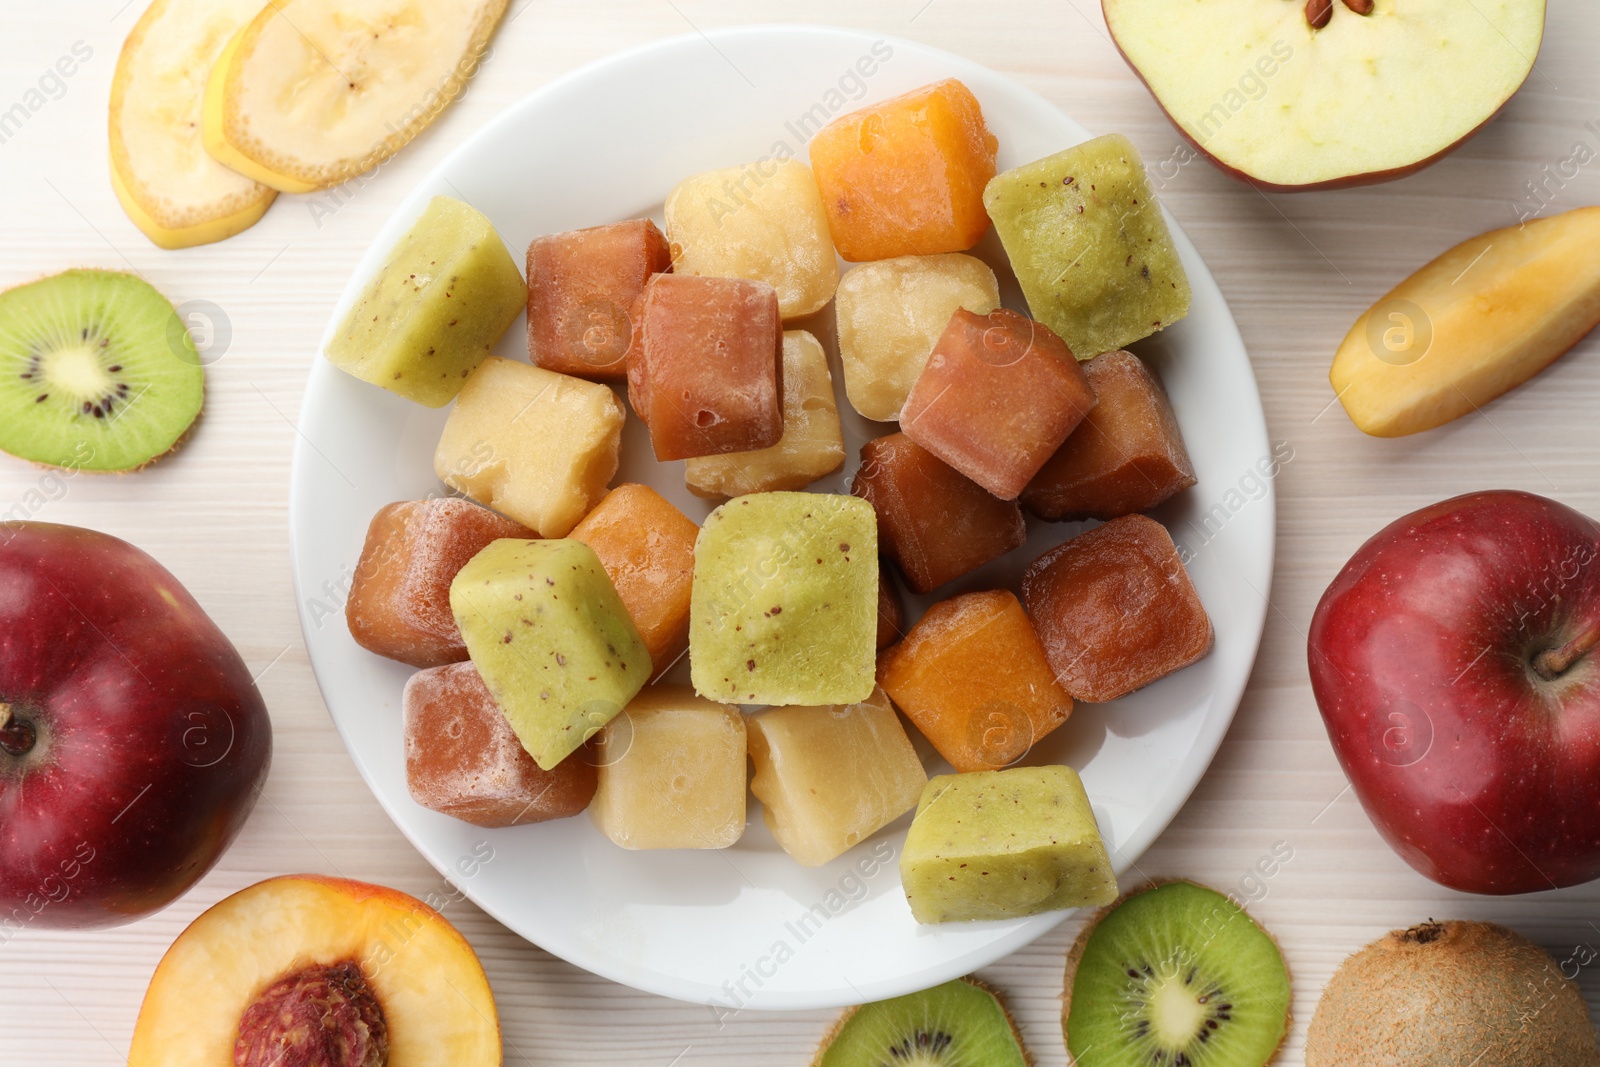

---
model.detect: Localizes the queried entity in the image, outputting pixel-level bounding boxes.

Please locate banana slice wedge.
[202,0,507,194]
[110,0,278,250]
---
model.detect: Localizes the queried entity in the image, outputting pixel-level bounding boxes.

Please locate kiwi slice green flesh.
[0,269,203,471]
[1065,881,1290,1067]
[815,978,1028,1067]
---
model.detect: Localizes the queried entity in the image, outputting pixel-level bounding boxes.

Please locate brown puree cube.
[526,219,672,381]
[345,498,533,668]
[877,572,903,651]
[878,590,1072,772]
[626,274,783,460]
[852,432,1025,594]
[569,484,699,679]
[403,661,597,828]
[901,308,1096,500]
[1022,350,1196,523]
[1021,514,1212,703]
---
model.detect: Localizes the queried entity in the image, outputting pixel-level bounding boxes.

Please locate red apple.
[0,521,271,929]
[1308,490,1600,894]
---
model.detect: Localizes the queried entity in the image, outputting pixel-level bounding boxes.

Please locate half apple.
[1103,0,1546,190]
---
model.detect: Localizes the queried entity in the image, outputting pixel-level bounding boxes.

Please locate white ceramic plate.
[290,25,1273,1011]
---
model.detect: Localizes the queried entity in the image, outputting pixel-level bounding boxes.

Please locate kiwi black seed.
[0,269,203,471]
[814,977,1028,1067]
[1064,880,1290,1067]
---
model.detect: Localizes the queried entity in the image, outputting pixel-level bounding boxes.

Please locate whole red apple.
[0,521,271,929]
[1308,490,1600,894]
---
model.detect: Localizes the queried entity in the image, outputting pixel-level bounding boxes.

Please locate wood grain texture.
[3,2,1599,1063]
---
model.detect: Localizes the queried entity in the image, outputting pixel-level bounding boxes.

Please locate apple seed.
[1305,0,1334,28]
[1341,0,1375,13]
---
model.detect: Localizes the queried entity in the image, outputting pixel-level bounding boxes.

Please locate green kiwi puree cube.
[690,492,877,706]
[983,134,1190,358]
[326,195,525,407]
[450,538,649,770]
[900,765,1118,923]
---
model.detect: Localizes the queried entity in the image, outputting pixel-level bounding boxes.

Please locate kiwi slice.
[0,269,203,471]
[1064,881,1290,1067]
[814,977,1028,1067]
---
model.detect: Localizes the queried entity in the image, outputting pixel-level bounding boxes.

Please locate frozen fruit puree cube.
[433,356,625,538]
[326,195,525,407]
[879,590,1071,772]
[345,498,534,668]
[902,308,1096,500]
[589,686,747,850]
[690,492,878,706]
[852,432,1025,594]
[809,79,998,262]
[684,331,844,498]
[403,661,596,828]
[526,218,671,380]
[1021,514,1212,703]
[877,573,903,651]
[570,484,699,679]
[984,134,1191,357]
[450,538,650,770]
[835,253,1000,422]
[901,765,1117,923]
[747,688,927,867]
[626,274,784,461]
[1023,350,1196,522]
[665,158,838,319]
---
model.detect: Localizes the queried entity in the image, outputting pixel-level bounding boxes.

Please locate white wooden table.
[3,3,1599,1063]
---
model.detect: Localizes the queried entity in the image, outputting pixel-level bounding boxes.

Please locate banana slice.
[202,0,507,194]
[110,0,277,250]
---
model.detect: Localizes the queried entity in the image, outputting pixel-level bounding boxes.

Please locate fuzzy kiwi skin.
[1306,920,1599,1067]
[1061,879,1292,1067]
[812,977,1031,1067]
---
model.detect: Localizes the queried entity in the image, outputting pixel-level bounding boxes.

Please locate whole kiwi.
[1306,920,1599,1067]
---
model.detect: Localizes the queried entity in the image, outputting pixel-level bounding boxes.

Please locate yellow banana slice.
[202,0,507,194]
[110,0,277,250]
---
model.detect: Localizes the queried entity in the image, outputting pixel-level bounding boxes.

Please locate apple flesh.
[1103,0,1545,190]
[0,521,271,928]
[1308,490,1600,894]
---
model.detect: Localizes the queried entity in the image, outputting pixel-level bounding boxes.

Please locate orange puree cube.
[879,590,1071,772]
[1021,514,1212,703]
[1022,350,1196,522]
[345,498,533,668]
[569,484,698,678]
[852,432,1025,594]
[902,308,1095,500]
[403,662,596,828]
[808,79,998,261]
[526,219,672,381]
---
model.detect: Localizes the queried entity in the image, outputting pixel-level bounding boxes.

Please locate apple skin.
[1308,490,1600,894]
[0,521,271,928]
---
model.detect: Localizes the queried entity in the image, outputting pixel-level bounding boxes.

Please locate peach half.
[128,874,499,1066]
